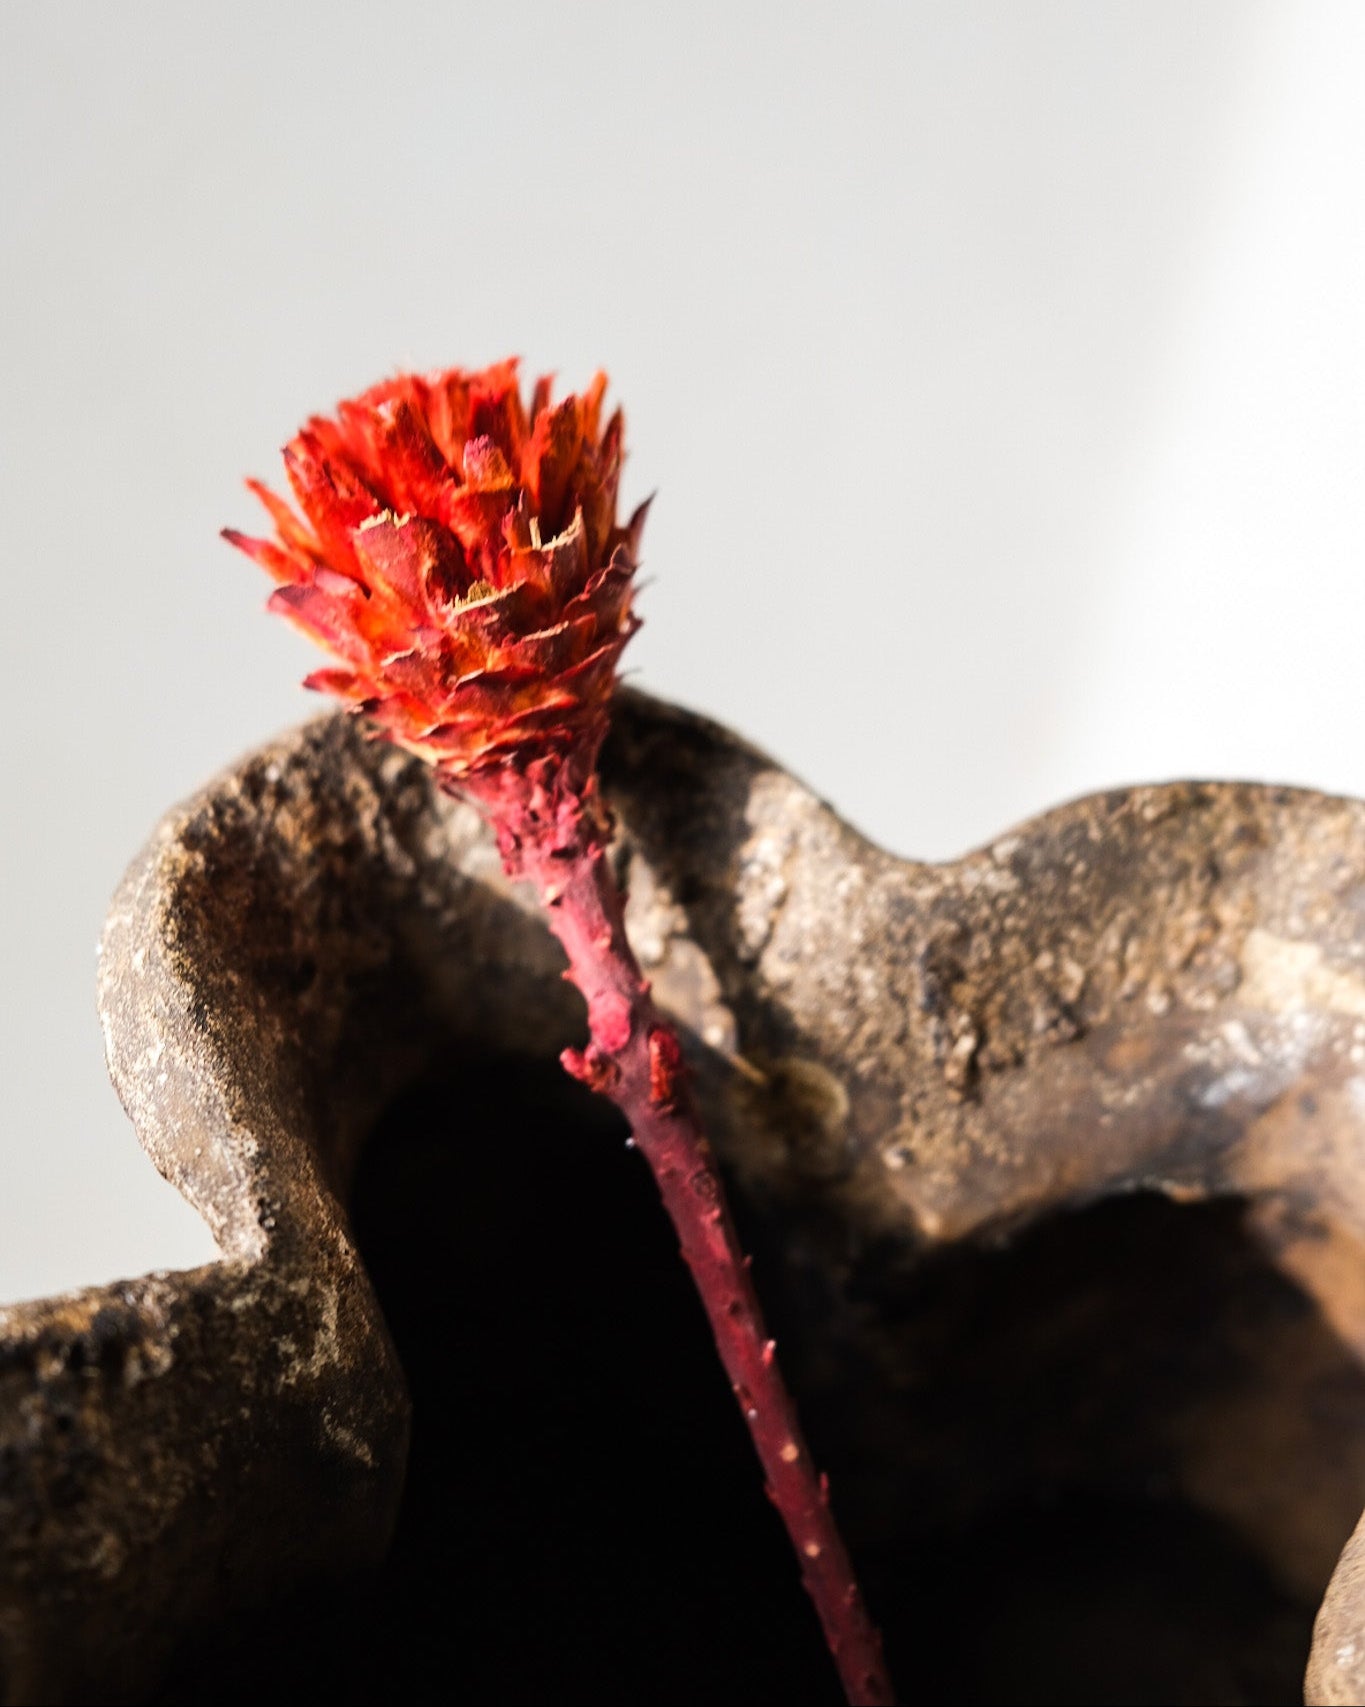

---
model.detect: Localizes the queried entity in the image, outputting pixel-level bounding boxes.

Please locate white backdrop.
[2,2,1363,1303]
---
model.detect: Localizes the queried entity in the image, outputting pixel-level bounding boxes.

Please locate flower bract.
[225,360,646,780]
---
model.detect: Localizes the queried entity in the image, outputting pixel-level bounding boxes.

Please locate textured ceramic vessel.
[4,691,1365,1703]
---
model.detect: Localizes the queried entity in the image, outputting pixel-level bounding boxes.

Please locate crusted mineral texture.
[3,690,1365,1700]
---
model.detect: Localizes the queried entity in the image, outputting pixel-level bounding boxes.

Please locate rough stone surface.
[2,690,1365,1700]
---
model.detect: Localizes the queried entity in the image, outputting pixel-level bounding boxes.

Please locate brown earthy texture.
[4,690,1365,1702]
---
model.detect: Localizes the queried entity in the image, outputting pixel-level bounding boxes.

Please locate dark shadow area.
[158,1055,1365,1705]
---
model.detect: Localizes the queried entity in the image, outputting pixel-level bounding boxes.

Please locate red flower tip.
[226,360,647,781]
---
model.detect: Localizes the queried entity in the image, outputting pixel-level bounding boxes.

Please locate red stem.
[487,772,895,1707]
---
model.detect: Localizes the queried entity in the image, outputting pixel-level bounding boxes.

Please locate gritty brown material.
[4,690,1365,1701]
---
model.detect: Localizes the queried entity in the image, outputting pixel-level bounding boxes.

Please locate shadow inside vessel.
[159,1054,1365,1706]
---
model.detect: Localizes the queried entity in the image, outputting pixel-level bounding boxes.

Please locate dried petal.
[525,395,584,527]
[220,528,304,586]
[268,583,370,665]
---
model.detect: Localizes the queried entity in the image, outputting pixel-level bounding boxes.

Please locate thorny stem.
[480,763,896,1707]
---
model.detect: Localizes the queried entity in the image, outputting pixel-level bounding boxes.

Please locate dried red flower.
[227,363,895,1706]
[224,359,647,780]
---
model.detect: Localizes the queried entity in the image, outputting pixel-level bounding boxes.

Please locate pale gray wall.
[3,2,1363,1301]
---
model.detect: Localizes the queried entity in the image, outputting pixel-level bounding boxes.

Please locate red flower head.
[224,360,647,788]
